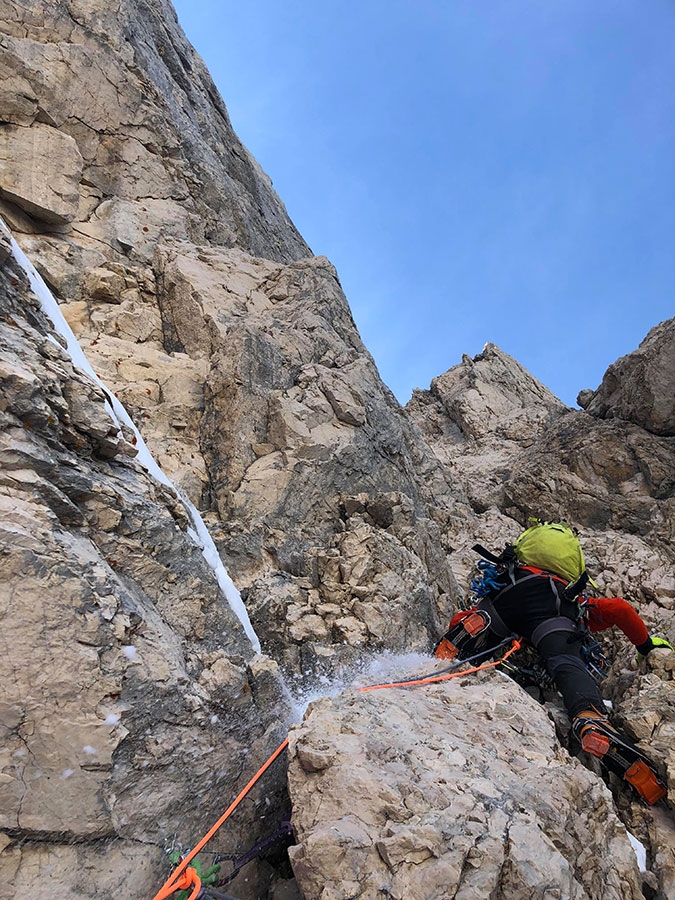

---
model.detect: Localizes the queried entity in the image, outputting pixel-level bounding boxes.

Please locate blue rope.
[470,561,503,597]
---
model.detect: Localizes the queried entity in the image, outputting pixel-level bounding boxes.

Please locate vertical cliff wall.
[0,0,470,684]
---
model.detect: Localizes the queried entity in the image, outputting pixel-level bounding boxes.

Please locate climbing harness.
[151,640,522,899]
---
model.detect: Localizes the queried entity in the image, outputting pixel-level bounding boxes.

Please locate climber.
[435,521,673,804]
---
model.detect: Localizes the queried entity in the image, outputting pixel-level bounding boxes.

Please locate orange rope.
[151,737,289,900]
[356,638,522,692]
[151,639,521,898]
[153,867,201,900]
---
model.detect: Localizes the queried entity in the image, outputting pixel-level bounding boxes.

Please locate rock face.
[0,0,309,261]
[1,1,675,899]
[288,670,643,900]
[582,318,675,437]
[407,333,675,553]
[1,0,467,682]
[0,240,289,897]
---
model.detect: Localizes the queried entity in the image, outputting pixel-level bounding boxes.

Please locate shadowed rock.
[584,318,675,437]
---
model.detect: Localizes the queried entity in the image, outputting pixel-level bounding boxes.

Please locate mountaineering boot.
[572,709,667,805]
[435,611,491,660]
[572,709,613,757]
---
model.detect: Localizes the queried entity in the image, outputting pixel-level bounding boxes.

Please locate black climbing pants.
[536,631,604,718]
[493,572,605,719]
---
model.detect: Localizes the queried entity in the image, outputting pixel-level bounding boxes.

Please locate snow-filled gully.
[2,218,261,653]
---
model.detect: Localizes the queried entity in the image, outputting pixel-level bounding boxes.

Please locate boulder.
[288,668,644,900]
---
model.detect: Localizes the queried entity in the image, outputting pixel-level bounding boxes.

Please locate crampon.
[573,711,666,805]
[434,611,492,660]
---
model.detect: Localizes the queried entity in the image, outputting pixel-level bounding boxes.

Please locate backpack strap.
[473,543,518,583]
[472,544,503,565]
[564,571,589,600]
[477,597,516,639]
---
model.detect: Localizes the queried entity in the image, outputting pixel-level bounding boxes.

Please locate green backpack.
[513,521,588,585]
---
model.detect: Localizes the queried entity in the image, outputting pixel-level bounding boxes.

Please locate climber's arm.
[586,596,649,645]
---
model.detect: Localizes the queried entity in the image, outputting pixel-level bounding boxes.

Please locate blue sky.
[172,0,675,407]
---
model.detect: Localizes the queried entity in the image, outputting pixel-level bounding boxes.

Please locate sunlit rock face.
[406,342,568,513]
[1,1,675,899]
[288,670,644,900]
[0,0,309,261]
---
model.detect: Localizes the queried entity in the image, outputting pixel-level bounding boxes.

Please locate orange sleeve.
[587,597,649,645]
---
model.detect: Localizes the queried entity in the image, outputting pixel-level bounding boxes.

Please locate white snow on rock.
[2,217,261,654]
[627,831,647,872]
[185,498,260,651]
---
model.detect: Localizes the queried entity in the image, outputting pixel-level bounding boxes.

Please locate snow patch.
[627,831,647,872]
[122,645,137,661]
[186,502,260,652]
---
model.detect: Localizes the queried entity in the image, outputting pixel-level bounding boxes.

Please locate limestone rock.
[0,0,309,262]
[584,317,675,436]
[503,412,675,537]
[407,343,567,512]
[54,239,464,675]
[414,342,567,442]
[577,388,594,409]
[0,239,288,898]
[288,669,644,900]
[0,228,10,263]
[0,123,83,225]
[246,491,457,676]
